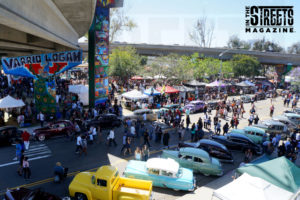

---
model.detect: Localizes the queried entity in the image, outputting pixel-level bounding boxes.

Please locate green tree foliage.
[109,46,141,81]
[227,35,251,50]
[252,38,284,52]
[288,42,300,54]
[231,54,260,77]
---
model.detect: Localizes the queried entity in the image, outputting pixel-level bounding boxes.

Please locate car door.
[180,155,193,169]
[193,156,206,173]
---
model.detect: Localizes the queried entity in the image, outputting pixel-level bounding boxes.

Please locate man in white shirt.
[130,125,136,137]
[107,129,117,146]
[39,112,45,127]
[143,113,147,121]
[75,135,82,154]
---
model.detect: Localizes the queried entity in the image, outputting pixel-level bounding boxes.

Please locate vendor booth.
[121,89,149,110]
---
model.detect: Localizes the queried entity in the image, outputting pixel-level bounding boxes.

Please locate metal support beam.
[88,18,95,108]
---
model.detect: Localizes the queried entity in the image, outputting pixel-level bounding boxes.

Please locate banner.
[1,50,82,79]
[94,2,111,104]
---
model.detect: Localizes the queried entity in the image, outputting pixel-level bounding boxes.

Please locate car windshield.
[176,168,183,178]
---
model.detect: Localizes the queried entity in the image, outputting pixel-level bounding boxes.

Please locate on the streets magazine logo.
[245,6,294,33]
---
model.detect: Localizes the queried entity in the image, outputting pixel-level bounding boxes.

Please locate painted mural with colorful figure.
[94,2,111,104]
[1,50,82,114]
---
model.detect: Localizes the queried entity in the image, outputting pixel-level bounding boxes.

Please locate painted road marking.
[6,143,52,166]
[0,144,178,194]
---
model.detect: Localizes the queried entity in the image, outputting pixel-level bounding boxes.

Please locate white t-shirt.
[108,130,115,139]
[143,113,147,121]
[76,136,82,146]
[131,126,136,135]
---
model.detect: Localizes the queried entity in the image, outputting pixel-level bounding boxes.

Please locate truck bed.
[113,177,152,200]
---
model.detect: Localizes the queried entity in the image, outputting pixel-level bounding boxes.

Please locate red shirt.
[22,131,30,141]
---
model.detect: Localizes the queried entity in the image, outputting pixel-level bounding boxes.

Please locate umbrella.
[0,95,25,108]
[206,80,227,87]
[156,86,179,94]
[244,80,255,86]
[185,80,206,87]
[121,89,149,100]
[154,75,167,79]
[131,76,143,80]
[144,88,161,96]
[173,86,195,92]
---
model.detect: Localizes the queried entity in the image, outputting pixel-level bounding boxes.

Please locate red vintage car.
[33,120,75,141]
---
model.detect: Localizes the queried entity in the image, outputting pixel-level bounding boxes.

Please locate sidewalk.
[176,170,234,200]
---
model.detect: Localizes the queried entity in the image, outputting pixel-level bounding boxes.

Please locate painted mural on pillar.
[98,0,115,8]
[1,50,82,115]
[94,5,110,104]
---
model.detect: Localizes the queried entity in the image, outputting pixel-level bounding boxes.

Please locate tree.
[288,42,300,54]
[109,46,141,81]
[252,38,284,52]
[189,16,215,47]
[227,35,251,50]
[231,54,260,77]
[110,8,136,42]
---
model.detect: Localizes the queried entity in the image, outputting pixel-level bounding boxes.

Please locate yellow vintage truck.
[69,165,152,200]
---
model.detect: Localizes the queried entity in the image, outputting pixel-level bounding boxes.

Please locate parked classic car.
[4,187,63,200]
[33,120,75,141]
[254,92,266,100]
[253,120,289,138]
[284,108,300,115]
[283,113,300,127]
[231,126,268,144]
[240,95,252,103]
[123,109,157,122]
[124,158,195,191]
[212,133,263,155]
[87,114,121,129]
[272,115,298,132]
[184,100,206,114]
[178,139,233,163]
[161,147,223,176]
[0,126,23,147]
[153,121,176,134]
[207,101,219,110]
[69,165,152,200]
[158,104,183,114]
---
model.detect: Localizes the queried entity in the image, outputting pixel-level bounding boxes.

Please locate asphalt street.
[0,95,297,200]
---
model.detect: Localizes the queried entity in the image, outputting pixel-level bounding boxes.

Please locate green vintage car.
[161,147,223,176]
[230,127,268,144]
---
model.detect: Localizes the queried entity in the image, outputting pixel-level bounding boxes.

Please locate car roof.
[284,113,300,118]
[100,113,116,117]
[230,129,245,134]
[198,139,228,150]
[262,120,285,126]
[134,109,152,114]
[273,115,290,121]
[0,126,17,131]
[228,132,251,140]
[146,158,179,174]
[243,126,265,134]
[179,147,210,159]
[190,100,204,103]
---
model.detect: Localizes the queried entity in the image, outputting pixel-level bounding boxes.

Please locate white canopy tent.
[0,95,25,108]
[68,85,89,106]
[121,89,149,100]
[213,173,293,200]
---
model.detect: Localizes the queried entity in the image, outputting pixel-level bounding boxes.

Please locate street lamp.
[218,49,231,99]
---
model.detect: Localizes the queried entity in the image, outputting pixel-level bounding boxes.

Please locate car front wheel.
[75,193,87,200]
[38,134,45,141]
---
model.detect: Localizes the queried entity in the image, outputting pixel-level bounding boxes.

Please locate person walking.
[123,137,132,156]
[216,120,221,135]
[223,122,229,135]
[163,132,170,149]
[186,115,190,130]
[270,104,274,117]
[21,130,30,150]
[254,115,260,125]
[234,117,239,129]
[213,115,218,133]
[230,118,234,129]
[120,133,127,155]
[17,150,25,176]
[191,124,196,142]
[143,130,151,147]
[22,157,31,180]
[81,135,87,156]
[142,145,150,161]
[107,128,117,147]
[75,134,82,154]
[134,147,142,160]
[38,112,45,127]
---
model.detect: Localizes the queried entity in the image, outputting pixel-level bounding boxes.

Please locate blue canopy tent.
[144,88,161,96]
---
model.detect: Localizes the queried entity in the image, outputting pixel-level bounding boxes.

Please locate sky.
[115,0,300,49]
